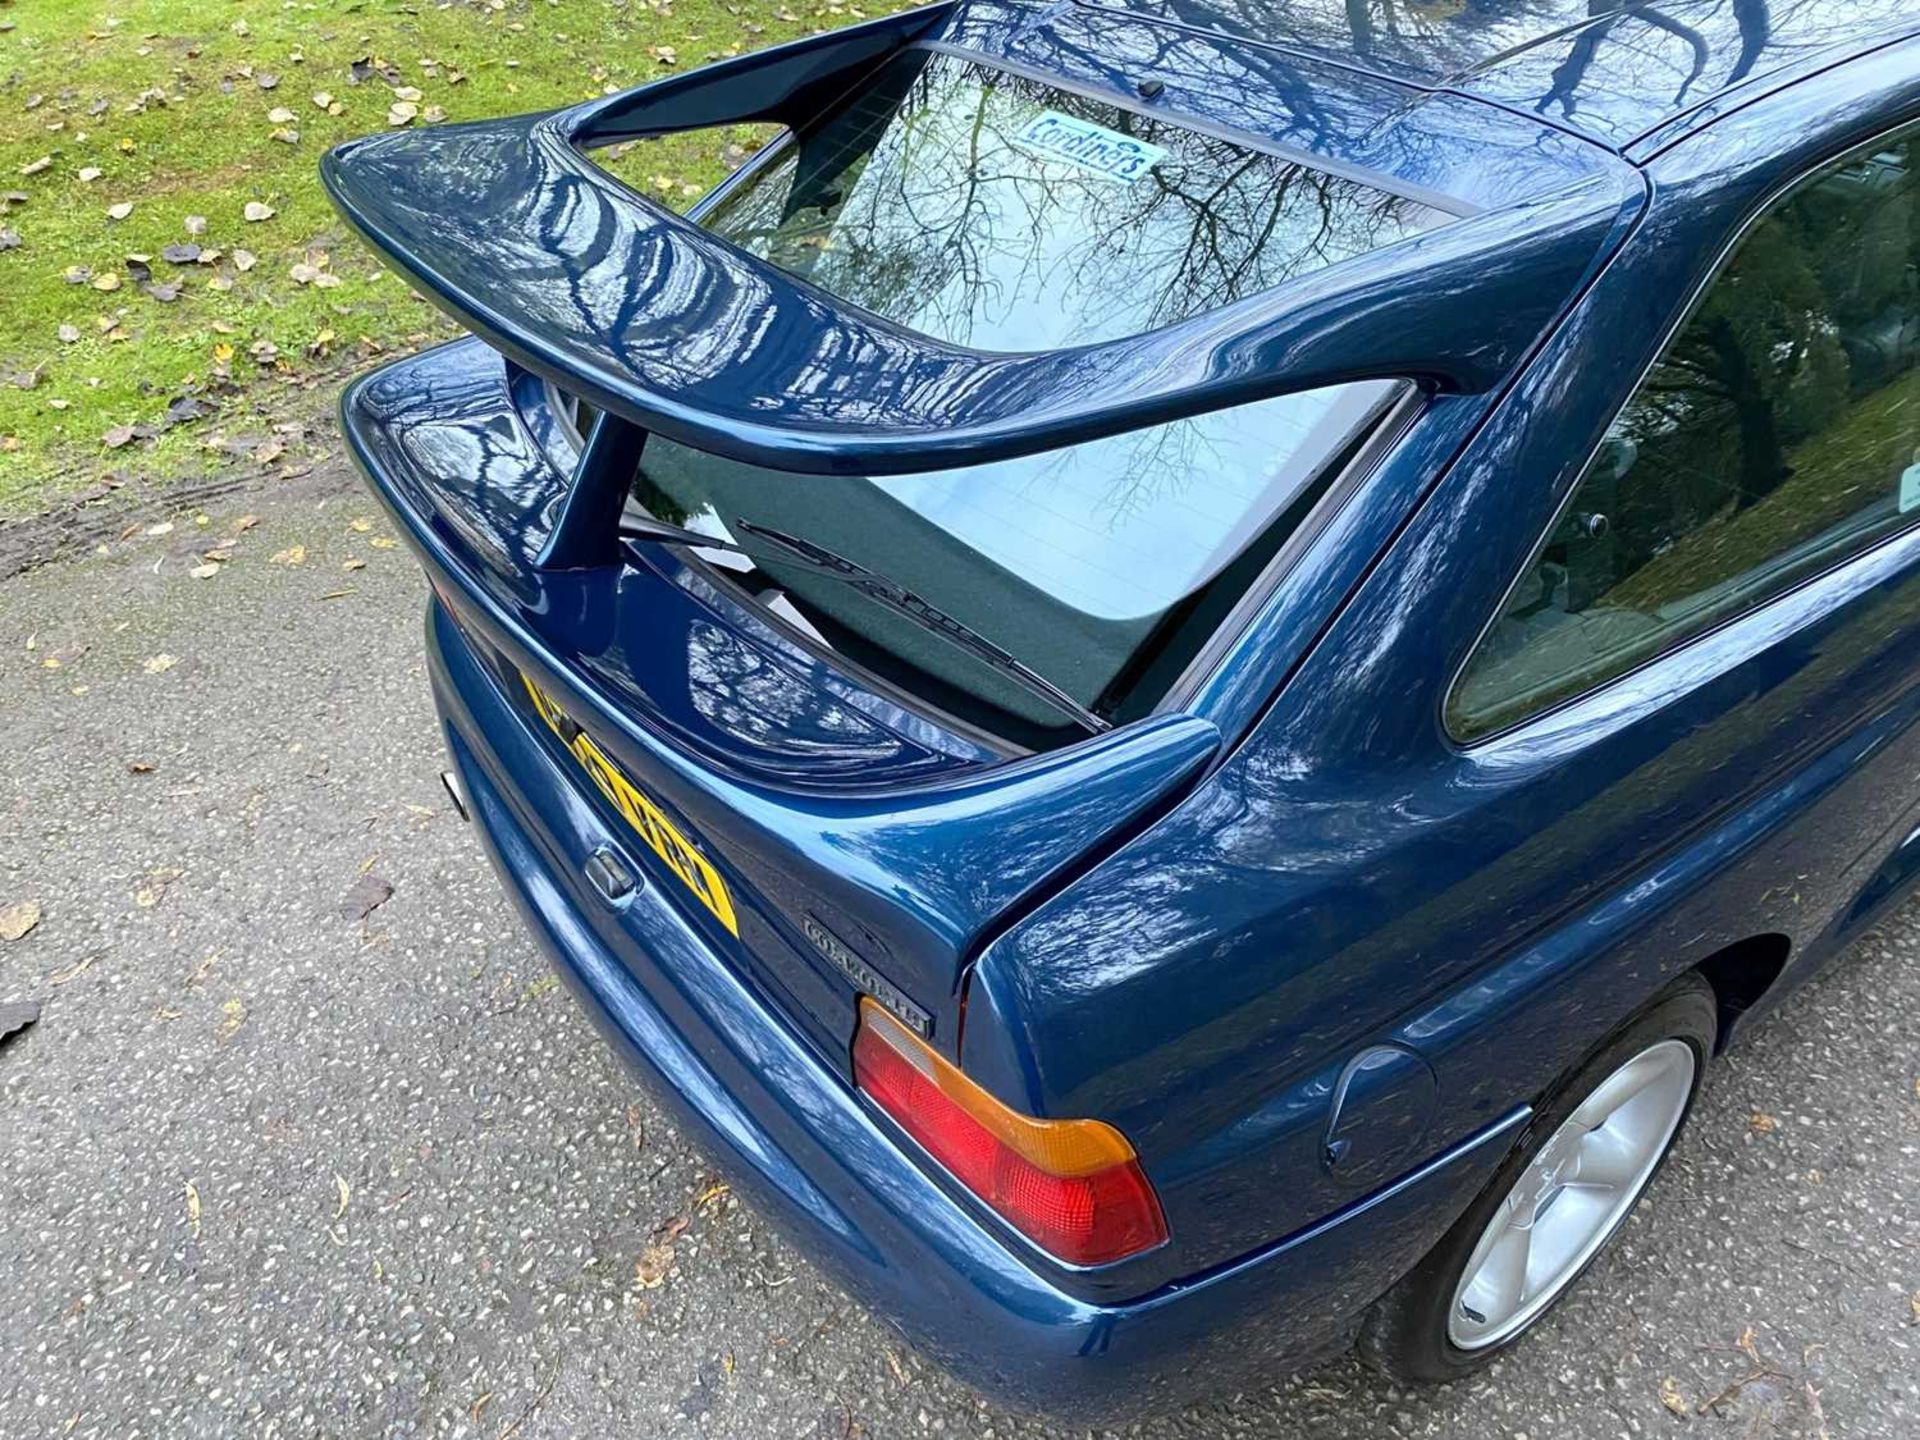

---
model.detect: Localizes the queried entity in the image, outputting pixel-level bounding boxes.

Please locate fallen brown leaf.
[634,1242,675,1288]
[50,953,98,985]
[0,900,43,942]
[1658,1376,1688,1417]
[134,866,183,907]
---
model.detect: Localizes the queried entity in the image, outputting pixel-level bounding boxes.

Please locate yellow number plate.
[521,673,739,936]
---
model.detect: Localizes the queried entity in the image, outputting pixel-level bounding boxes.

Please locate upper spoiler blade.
[323,7,1636,478]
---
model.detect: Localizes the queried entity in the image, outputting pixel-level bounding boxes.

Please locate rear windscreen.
[607,50,1423,748]
[625,376,1398,749]
[695,49,1446,350]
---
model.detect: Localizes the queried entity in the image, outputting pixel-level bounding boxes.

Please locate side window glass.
[1450,127,1919,740]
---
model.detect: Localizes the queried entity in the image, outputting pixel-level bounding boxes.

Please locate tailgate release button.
[583,847,637,905]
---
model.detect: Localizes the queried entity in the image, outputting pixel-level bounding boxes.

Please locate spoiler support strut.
[535,409,648,570]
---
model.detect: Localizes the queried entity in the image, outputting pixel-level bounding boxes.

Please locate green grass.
[0,0,840,514]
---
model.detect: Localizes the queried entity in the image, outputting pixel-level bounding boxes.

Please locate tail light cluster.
[852,998,1167,1266]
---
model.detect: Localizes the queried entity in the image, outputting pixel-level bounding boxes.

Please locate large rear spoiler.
[324,5,1633,557]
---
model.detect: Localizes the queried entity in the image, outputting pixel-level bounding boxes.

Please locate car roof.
[1087,0,1918,148]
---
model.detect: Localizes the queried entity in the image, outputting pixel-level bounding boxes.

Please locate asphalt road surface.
[3,465,1917,1439]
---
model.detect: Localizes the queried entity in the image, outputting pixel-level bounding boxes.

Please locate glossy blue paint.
[347,341,1230,1076]
[429,585,1532,1414]
[1100,0,1918,149]
[966,33,1920,1288]
[331,1,1920,1418]
[1455,0,1917,147]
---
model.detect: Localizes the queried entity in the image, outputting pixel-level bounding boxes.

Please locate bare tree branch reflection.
[692,56,1435,525]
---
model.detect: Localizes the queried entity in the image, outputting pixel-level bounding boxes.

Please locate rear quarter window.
[1450,126,1920,741]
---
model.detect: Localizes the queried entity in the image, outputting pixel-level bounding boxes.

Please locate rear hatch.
[346,337,1222,1066]
[329,6,1639,1070]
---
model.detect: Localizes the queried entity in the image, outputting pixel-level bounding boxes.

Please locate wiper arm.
[620,513,752,552]
[618,512,1109,736]
[733,520,1111,737]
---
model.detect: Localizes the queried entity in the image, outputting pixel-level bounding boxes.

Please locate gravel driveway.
[3,466,1917,1439]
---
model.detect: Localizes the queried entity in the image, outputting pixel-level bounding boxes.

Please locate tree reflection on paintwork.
[1133,0,1916,144]
[684,619,879,746]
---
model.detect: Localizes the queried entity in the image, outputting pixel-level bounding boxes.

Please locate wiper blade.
[618,512,1109,736]
[734,520,1111,737]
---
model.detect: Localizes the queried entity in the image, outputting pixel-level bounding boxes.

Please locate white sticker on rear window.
[1011,110,1167,184]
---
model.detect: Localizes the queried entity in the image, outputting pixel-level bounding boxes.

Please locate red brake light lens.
[852,999,1168,1266]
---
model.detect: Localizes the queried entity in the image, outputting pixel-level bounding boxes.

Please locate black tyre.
[1359,973,1716,1383]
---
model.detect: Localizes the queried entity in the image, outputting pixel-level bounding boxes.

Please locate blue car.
[326,0,1920,1416]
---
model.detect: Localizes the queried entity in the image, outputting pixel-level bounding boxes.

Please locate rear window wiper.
[619,513,1111,736]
